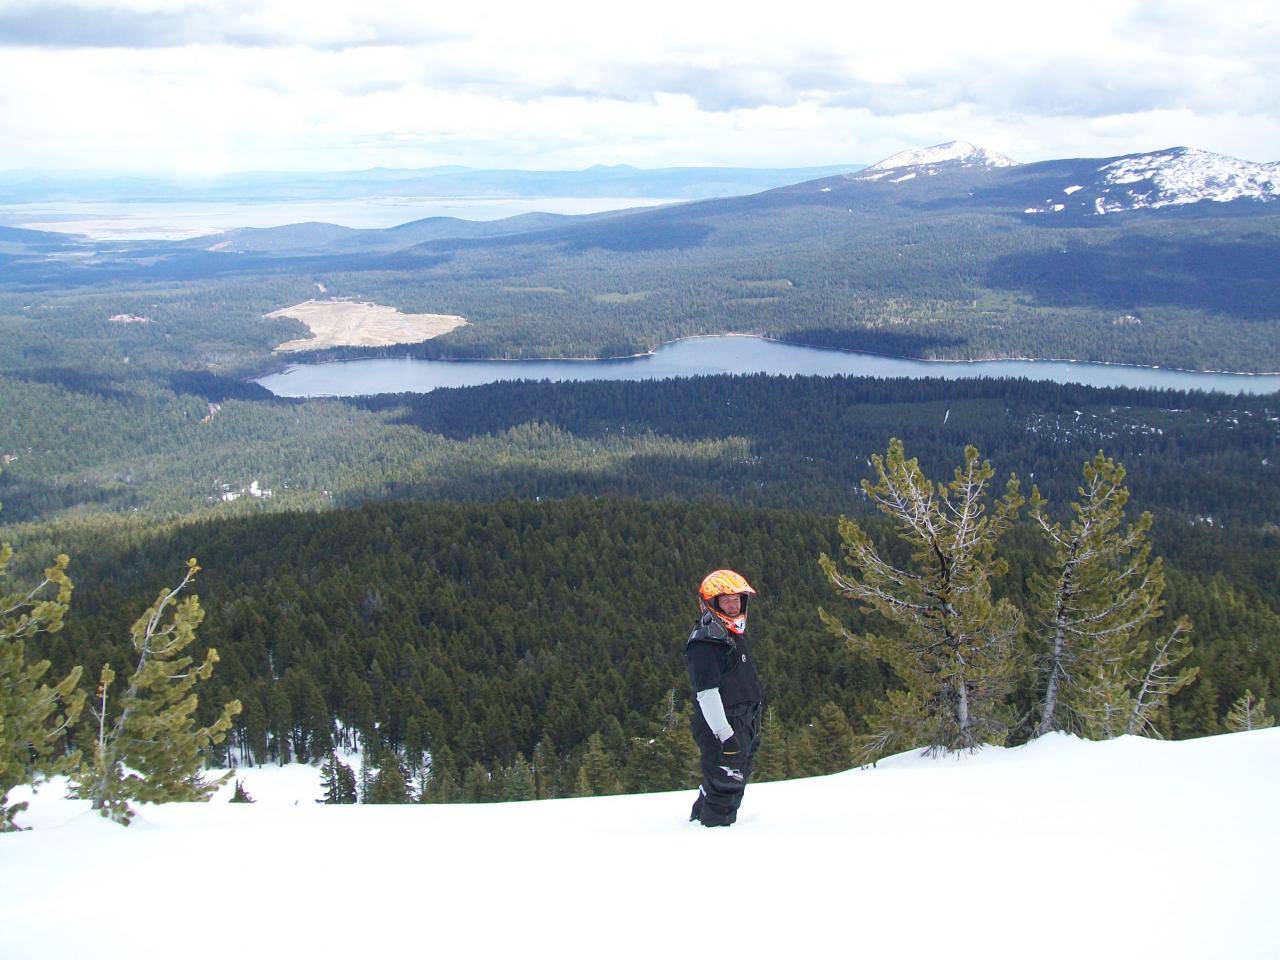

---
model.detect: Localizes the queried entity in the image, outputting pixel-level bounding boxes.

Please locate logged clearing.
[267,299,467,352]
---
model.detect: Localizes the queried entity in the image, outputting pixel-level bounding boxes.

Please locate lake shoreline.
[259,332,1280,378]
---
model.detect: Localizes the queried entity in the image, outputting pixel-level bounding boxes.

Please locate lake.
[255,335,1280,397]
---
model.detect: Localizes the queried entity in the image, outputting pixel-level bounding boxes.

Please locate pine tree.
[788,725,821,778]
[812,702,856,774]
[571,732,620,797]
[358,750,374,802]
[367,752,411,803]
[531,735,559,799]
[420,744,458,803]
[820,439,1023,761]
[503,752,535,801]
[229,779,254,803]
[1029,454,1170,737]
[1125,618,1197,738]
[751,705,787,783]
[463,761,491,802]
[0,547,85,831]
[1224,690,1273,733]
[71,559,242,825]
[320,753,358,804]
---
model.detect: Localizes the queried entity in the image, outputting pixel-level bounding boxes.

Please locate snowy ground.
[3,730,1278,959]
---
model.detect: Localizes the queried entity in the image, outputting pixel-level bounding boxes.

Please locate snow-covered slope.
[1096,146,1280,211]
[1015,147,1279,216]
[858,140,1019,179]
[4,730,1278,959]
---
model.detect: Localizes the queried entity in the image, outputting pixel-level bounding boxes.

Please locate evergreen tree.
[229,779,254,803]
[812,702,856,774]
[820,439,1023,760]
[0,547,85,831]
[358,751,374,802]
[751,705,787,783]
[420,744,459,803]
[367,752,411,803]
[71,559,242,825]
[1029,454,1169,737]
[575,733,619,797]
[503,752,535,802]
[531,735,559,800]
[1224,690,1274,733]
[320,753,358,804]
[463,761,491,803]
[1125,618,1198,738]
[788,725,821,778]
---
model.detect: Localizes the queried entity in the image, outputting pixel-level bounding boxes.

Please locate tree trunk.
[1036,612,1069,737]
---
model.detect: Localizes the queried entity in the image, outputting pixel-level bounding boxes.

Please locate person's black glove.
[719,733,743,763]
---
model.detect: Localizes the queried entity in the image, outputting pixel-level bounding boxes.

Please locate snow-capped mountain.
[1096,147,1280,211]
[855,140,1019,181]
[1016,147,1279,216]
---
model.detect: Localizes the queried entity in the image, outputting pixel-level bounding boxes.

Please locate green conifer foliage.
[1224,690,1274,732]
[531,736,559,800]
[1029,454,1173,737]
[812,702,856,774]
[420,744,459,803]
[367,753,411,803]
[751,705,787,783]
[1124,618,1197,738]
[229,779,254,803]
[463,761,491,802]
[71,559,242,825]
[320,753,358,803]
[0,546,85,831]
[504,752,535,801]
[575,733,619,797]
[820,439,1023,761]
[788,725,821,778]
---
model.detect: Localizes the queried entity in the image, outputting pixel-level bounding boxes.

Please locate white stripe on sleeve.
[696,687,734,742]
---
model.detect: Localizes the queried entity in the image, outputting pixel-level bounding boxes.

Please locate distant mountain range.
[0,162,869,204]
[838,140,1279,216]
[157,141,1280,256]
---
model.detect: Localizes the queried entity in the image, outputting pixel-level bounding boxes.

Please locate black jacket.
[684,610,763,711]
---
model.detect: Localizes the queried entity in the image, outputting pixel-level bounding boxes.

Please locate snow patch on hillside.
[862,140,1019,175]
[1100,147,1280,209]
[3,730,1278,959]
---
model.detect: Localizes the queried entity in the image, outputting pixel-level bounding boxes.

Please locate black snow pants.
[691,701,762,826]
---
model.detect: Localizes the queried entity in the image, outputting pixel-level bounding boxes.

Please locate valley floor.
[4,731,1277,959]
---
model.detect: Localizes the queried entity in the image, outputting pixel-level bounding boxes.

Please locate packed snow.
[1064,184,1084,195]
[862,140,1019,174]
[3,730,1278,959]
[1099,147,1279,209]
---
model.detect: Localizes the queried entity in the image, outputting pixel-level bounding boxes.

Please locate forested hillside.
[19,497,1279,800]
[2,373,1276,526]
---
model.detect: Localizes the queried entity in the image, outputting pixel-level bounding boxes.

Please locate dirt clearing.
[267,299,467,352]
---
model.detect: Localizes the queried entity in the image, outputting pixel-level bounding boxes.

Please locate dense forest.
[2,372,1276,527]
[15,496,1279,800]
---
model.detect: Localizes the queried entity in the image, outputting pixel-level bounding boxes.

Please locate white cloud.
[0,0,1275,172]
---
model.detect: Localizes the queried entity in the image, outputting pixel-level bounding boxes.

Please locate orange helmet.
[698,569,756,635]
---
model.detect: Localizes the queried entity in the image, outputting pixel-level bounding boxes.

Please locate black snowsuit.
[685,610,764,826]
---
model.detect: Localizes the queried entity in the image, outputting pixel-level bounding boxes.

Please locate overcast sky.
[0,0,1276,173]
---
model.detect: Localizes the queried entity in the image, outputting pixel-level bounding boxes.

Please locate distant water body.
[0,196,681,241]
[256,335,1280,397]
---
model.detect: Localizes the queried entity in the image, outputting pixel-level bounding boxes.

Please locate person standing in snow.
[686,569,764,827]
